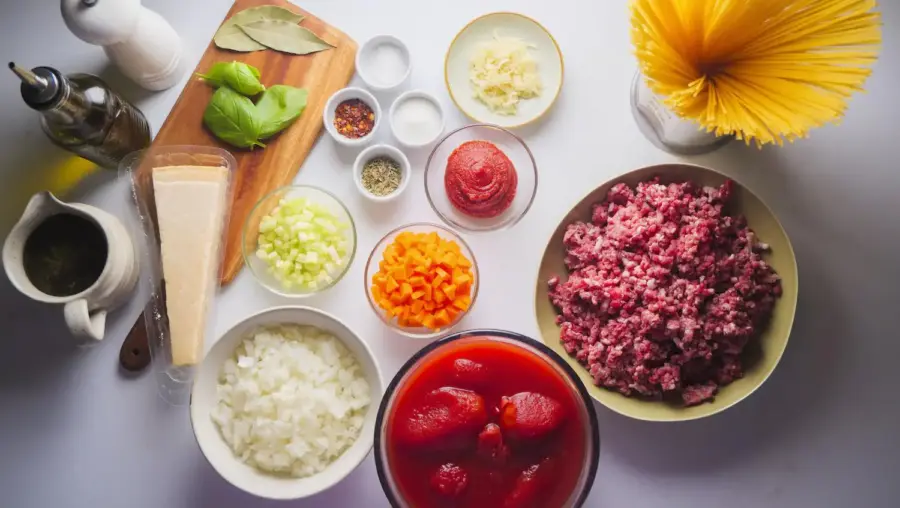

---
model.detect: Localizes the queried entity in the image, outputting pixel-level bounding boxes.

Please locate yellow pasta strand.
[631,0,882,146]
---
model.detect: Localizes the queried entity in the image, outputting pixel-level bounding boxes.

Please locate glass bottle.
[630,71,731,155]
[10,62,151,168]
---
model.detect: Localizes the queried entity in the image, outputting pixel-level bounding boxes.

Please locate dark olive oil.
[23,214,108,296]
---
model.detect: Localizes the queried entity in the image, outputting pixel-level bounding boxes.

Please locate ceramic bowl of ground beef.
[534,164,798,422]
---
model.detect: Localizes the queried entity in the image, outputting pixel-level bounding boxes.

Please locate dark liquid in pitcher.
[23,214,108,296]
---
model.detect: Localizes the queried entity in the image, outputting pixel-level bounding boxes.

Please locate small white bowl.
[323,87,382,147]
[389,90,446,149]
[356,35,412,93]
[190,306,383,500]
[353,144,410,203]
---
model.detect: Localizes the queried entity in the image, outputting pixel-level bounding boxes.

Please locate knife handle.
[119,311,151,372]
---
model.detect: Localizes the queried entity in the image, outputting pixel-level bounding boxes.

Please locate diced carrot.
[442,252,458,268]
[453,295,471,310]
[434,309,451,327]
[396,232,414,249]
[385,276,399,293]
[370,229,475,331]
[442,283,457,301]
[390,265,407,281]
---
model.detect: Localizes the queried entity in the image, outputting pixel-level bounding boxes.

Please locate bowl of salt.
[389,90,445,149]
[356,35,411,93]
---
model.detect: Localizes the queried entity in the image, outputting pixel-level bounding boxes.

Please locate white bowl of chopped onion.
[353,144,411,203]
[241,185,357,297]
[190,306,383,500]
[445,12,564,128]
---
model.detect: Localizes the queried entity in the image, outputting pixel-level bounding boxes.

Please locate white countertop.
[2,1,899,507]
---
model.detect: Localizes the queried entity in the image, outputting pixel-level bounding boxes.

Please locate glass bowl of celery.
[242,185,357,297]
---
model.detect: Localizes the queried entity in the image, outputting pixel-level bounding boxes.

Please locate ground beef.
[548,179,781,406]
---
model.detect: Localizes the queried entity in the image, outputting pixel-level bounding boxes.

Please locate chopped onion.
[469,32,542,115]
[256,196,350,290]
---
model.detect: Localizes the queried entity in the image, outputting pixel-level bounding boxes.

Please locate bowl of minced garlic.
[353,144,410,202]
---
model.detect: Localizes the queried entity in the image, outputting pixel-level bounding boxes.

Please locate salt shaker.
[61,0,184,91]
[630,72,731,155]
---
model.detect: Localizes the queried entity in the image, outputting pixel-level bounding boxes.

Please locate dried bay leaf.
[238,20,335,55]
[214,5,304,52]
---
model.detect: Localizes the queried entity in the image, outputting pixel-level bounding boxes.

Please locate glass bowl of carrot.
[365,222,479,339]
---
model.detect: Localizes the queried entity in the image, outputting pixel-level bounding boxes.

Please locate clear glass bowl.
[364,222,479,339]
[424,124,538,232]
[242,185,357,297]
[373,329,601,507]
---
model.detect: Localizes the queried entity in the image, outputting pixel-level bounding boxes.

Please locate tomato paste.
[386,337,587,507]
[444,141,517,218]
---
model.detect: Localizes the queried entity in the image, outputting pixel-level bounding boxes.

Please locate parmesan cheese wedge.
[152,165,229,366]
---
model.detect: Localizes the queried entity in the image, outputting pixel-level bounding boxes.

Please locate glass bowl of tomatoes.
[374,329,600,507]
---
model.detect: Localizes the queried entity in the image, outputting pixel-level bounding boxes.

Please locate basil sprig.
[197,62,307,149]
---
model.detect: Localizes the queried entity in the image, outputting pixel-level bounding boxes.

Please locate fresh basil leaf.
[214,5,304,52]
[202,87,265,149]
[256,85,308,139]
[197,61,264,96]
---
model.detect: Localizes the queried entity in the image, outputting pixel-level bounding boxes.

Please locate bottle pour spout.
[10,62,61,108]
[9,62,48,88]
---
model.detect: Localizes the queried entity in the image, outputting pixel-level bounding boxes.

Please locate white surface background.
[1,1,899,507]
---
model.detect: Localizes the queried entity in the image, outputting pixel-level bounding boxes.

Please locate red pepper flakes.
[334,99,375,139]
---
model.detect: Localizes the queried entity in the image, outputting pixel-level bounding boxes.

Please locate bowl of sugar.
[389,90,445,149]
[357,35,411,93]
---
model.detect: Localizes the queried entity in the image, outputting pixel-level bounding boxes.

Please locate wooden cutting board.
[144,0,356,285]
[121,0,355,372]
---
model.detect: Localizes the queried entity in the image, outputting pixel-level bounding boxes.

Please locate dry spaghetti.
[631,0,881,146]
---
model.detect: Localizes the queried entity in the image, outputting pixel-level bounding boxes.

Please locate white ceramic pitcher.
[2,191,139,343]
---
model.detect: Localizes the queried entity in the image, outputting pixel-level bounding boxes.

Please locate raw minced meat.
[548,179,781,406]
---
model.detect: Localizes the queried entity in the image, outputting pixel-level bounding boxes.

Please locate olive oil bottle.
[10,62,151,168]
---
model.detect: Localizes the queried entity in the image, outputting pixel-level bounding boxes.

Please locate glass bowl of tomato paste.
[425,124,538,233]
[374,329,600,508]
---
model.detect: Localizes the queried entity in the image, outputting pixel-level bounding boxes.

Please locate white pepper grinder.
[61,0,185,91]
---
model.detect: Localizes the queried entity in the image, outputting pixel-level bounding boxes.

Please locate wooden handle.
[119,311,151,372]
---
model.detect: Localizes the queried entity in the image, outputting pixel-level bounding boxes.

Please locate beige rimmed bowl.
[445,12,564,128]
[534,163,798,422]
